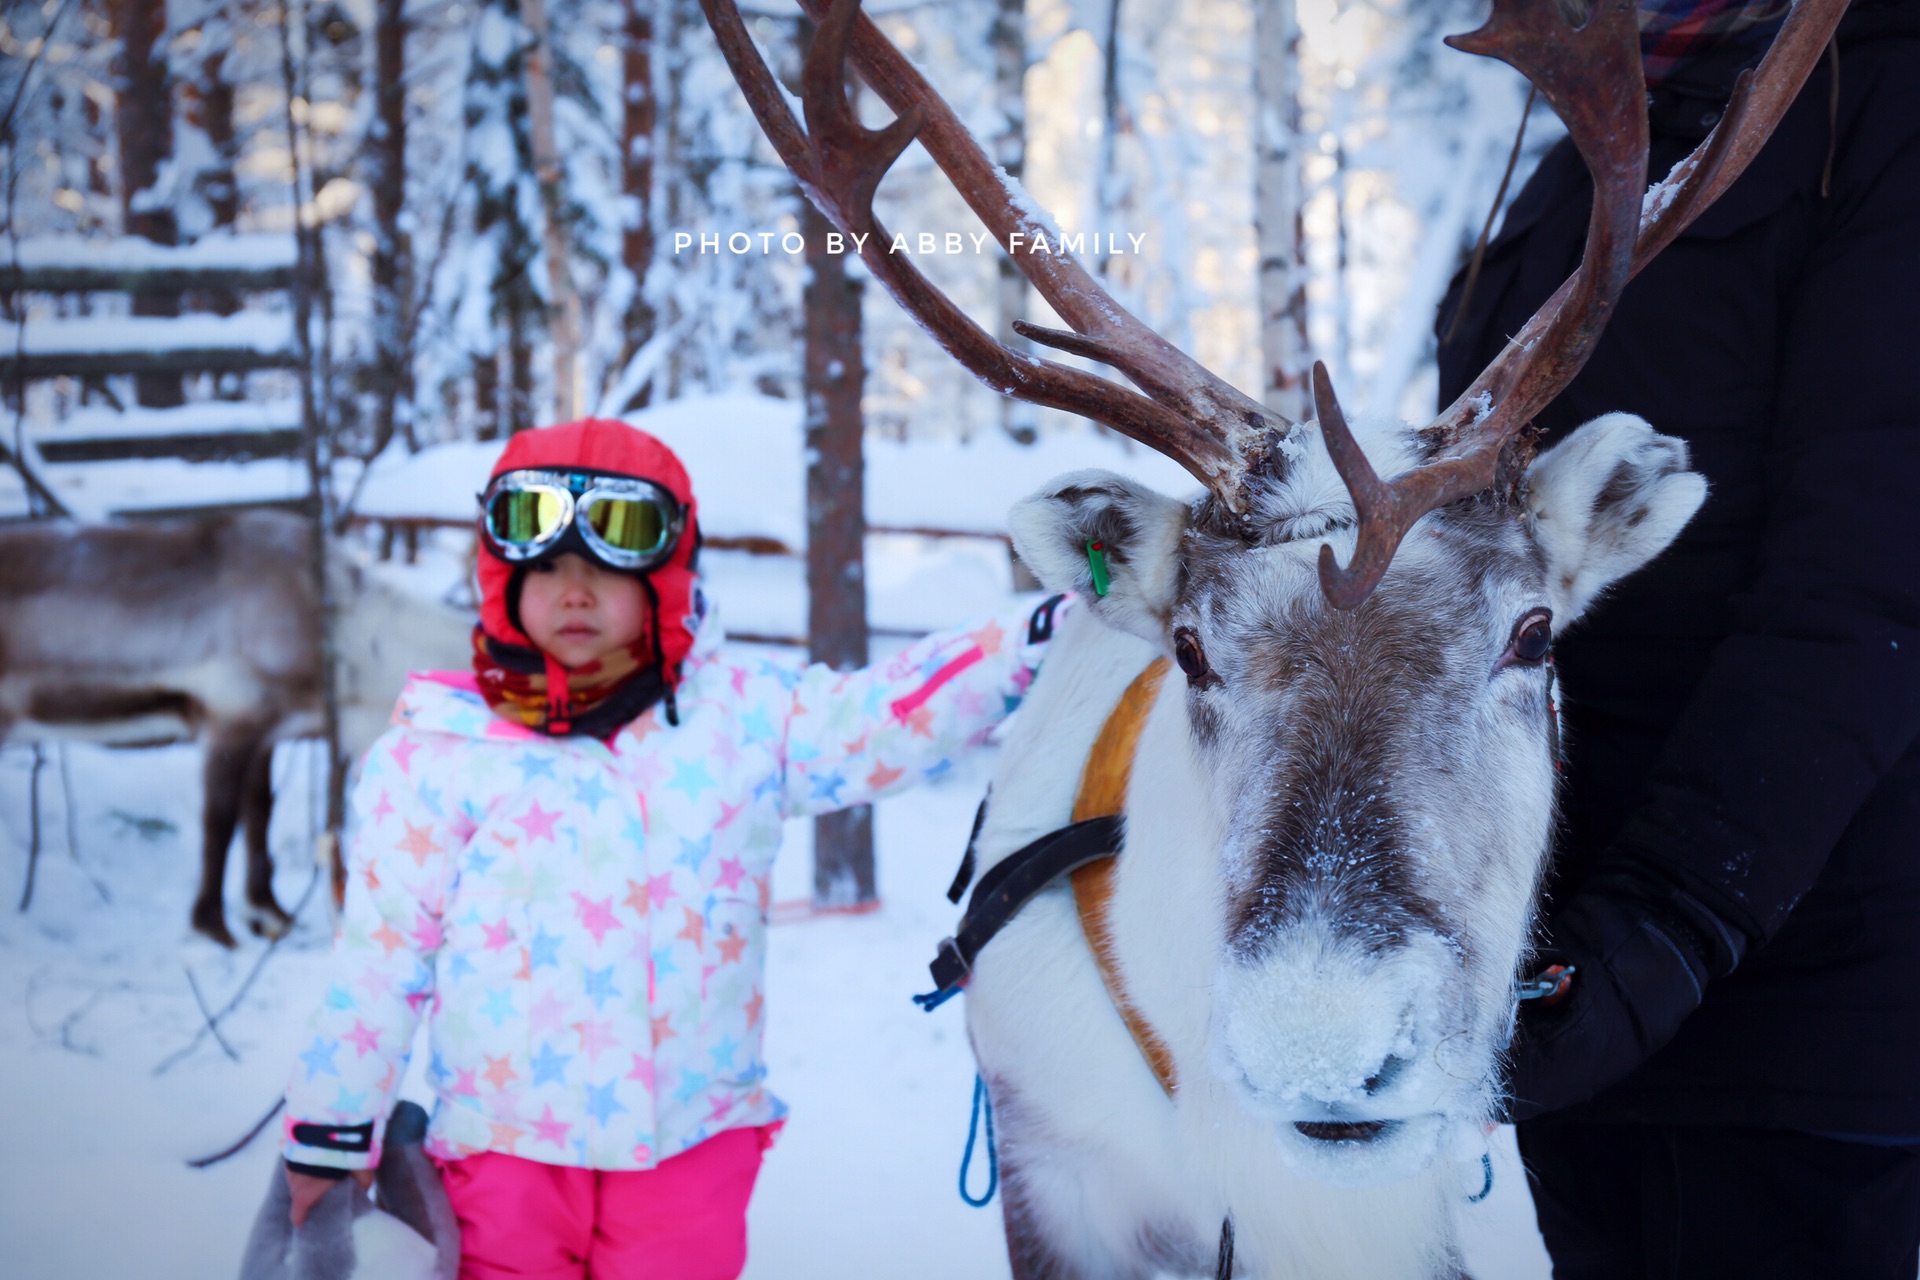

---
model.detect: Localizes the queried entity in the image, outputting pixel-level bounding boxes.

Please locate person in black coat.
[1435,2,1920,1275]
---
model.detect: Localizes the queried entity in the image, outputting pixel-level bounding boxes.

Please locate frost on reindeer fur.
[962,408,1709,1277]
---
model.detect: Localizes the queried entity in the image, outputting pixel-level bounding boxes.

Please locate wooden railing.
[2,234,309,518]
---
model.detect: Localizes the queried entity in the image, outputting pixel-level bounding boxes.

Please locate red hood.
[476,419,701,678]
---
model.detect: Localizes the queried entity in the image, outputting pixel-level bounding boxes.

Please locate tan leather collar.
[1070,657,1177,1096]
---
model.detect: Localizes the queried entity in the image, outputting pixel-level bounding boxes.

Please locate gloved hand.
[1505,872,1745,1122]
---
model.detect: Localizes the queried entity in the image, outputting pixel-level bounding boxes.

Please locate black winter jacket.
[1436,1,1920,1134]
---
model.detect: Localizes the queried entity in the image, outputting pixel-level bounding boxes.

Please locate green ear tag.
[1086,539,1111,597]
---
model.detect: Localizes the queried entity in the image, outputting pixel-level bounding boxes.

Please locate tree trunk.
[184,41,239,319]
[368,0,414,452]
[801,196,873,909]
[616,0,658,411]
[990,0,1034,444]
[473,352,501,441]
[1253,0,1310,420]
[466,0,538,436]
[186,30,242,401]
[521,0,583,422]
[508,282,536,433]
[115,0,184,408]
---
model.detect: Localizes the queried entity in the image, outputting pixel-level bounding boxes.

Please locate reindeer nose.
[1287,1054,1412,1145]
[1363,1053,1411,1097]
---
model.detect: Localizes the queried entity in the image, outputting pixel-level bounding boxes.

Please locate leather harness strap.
[1071,657,1177,1096]
[915,656,1179,1098]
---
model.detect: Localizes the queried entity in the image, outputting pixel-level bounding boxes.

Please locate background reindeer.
[0,511,473,948]
[704,0,1845,1274]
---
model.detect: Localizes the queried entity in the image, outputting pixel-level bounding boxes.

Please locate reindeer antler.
[1314,0,1848,608]
[699,0,1290,510]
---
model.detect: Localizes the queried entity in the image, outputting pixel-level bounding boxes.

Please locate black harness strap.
[914,814,1126,1011]
[946,792,991,905]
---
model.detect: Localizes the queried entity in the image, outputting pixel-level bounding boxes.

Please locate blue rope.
[959,1073,999,1207]
[1466,1152,1495,1204]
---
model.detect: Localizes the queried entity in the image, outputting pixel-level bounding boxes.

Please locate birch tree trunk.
[521,0,583,421]
[990,0,1034,444]
[801,194,874,909]
[1253,0,1310,420]
[114,0,184,408]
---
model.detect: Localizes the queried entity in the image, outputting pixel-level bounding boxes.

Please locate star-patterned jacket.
[282,592,1073,1173]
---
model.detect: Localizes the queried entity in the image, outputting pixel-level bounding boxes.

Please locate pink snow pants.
[436,1124,779,1280]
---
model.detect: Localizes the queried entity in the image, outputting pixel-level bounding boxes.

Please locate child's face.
[518,554,652,670]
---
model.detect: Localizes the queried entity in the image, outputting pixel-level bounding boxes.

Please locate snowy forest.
[0,0,1573,1275]
[1,0,1553,504]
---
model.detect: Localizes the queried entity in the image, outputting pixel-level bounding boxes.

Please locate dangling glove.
[1505,870,1745,1123]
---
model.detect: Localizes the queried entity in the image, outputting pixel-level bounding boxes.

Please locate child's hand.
[286,1164,376,1227]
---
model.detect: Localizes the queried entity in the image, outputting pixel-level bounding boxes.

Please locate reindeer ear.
[1524,413,1707,630]
[1009,469,1190,642]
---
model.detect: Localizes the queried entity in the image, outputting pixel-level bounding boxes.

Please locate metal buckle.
[913,936,970,1012]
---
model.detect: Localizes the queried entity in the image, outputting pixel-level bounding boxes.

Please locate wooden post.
[368,0,415,452]
[801,195,874,909]
[617,0,659,411]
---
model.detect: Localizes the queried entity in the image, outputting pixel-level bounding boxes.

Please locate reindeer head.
[705,0,1843,1184]
[1009,409,1703,1180]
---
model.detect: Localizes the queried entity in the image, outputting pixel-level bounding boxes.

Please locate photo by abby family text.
[673,228,1150,256]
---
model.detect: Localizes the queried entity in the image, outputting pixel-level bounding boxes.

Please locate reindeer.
[0,511,473,948]
[705,0,1844,1274]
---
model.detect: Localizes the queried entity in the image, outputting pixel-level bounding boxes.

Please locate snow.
[0,505,1552,1277]
[17,313,296,357]
[350,440,498,524]
[36,456,312,520]
[6,233,297,272]
[0,726,1548,1279]
[352,392,1200,544]
[47,400,304,440]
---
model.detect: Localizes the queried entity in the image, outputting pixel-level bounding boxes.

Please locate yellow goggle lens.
[488,488,568,545]
[584,496,669,554]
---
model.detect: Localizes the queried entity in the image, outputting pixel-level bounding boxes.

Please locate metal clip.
[1517,963,1576,1004]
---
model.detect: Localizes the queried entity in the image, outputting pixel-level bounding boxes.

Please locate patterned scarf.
[470,626,670,739]
[1639,0,1792,87]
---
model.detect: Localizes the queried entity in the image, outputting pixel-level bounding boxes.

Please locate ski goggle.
[478,469,685,572]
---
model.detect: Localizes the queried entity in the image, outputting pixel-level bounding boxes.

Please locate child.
[280,419,1073,1279]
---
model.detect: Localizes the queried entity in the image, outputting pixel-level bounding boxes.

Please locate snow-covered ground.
[0,652,1550,1280]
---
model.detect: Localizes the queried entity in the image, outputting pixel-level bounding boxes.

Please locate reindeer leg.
[192,723,256,948]
[239,738,291,939]
[1001,1164,1078,1280]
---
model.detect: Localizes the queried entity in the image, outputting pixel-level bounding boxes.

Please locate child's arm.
[779,593,1075,816]
[281,727,455,1177]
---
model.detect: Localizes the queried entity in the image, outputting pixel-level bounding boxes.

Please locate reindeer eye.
[1173,627,1214,686]
[1507,611,1554,666]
